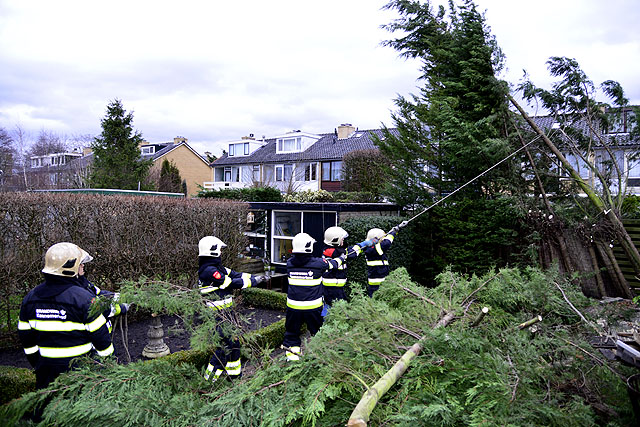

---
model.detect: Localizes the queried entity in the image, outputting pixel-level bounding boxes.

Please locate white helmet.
[199,236,226,257]
[292,233,316,254]
[366,228,385,241]
[324,226,348,246]
[42,242,93,277]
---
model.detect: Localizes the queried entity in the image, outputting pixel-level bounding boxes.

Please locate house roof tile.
[212,128,398,166]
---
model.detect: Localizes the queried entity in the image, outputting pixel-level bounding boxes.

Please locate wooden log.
[517,315,542,330]
[347,308,456,426]
[471,307,490,327]
[347,342,423,427]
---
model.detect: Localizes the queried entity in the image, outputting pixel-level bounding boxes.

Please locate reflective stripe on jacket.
[363,231,396,279]
[322,245,361,287]
[18,275,114,369]
[287,254,342,310]
[198,256,254,311]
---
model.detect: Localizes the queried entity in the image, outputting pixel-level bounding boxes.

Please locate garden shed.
[243,202,400,271]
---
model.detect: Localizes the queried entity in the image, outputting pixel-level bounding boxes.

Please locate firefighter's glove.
[358,239,375,248]
[389,226,400,235]
[398,221,409,229]
[338,254,348,263]
[119,303,130,315]
[254,275,269,285]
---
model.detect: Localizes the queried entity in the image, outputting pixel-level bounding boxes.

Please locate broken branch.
[471,307,490,327]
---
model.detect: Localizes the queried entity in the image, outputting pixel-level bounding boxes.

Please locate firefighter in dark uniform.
[198,235,267,382]
[18,242,115,390]
[363,222,407,297]
[321,226,364,309]
[283,232,374,361]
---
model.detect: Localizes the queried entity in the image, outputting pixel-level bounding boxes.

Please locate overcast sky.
[1,0,638,157]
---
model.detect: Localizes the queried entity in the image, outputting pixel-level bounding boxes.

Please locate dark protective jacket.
[321,244,362,287]
[363,229,397,280]
[18,274,114,370]
[198,256,255,310]
[286,253,343,310]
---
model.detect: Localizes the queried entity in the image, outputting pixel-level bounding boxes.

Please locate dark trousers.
[367,284,380,298]
[283,307,323,348]
[35,364,69,389]
[324,287,346,306]
[208,315,241,377]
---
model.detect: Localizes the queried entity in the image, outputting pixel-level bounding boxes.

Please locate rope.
[402,134,542,225]
[342,134,542,258]
[117,313,131,363]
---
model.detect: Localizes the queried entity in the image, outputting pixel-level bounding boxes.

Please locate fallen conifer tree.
[2,267,636,426]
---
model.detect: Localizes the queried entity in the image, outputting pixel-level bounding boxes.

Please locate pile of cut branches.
[2,268,636,426]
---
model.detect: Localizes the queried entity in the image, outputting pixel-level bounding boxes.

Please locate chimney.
[337,123,356,140]
[174,136,187,144]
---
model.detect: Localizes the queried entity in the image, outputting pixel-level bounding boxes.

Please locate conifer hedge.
[0,192,249,329]
[2,267,635,425]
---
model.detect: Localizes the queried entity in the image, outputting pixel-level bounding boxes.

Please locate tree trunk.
[509,95,638,297]
[347,342,423,427]
[595,241,633,299]
[347,310,457,426]
[588,244,607,298]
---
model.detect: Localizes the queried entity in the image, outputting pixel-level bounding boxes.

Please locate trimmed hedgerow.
[197,186,283,202]
[0,192,249,333]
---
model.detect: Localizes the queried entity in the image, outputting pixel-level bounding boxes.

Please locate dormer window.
[229,144,235,156]
[278,137,302,153]
[141,146,155,155]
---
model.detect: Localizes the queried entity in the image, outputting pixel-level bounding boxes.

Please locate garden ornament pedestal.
[142,313,171,359]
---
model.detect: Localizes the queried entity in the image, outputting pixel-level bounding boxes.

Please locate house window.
[304,163,317,181]
[322,161,342,181]
[606,109,636,134]
[229,144,235,156]
[565,153,590,179]
[244,142,250,155]
[628,152,640,178]
[271,210,337,263]
[252,165,260,181]
[277,137,302,153]
[275,164,293,182]
[141,146,155,155]
[596,151,624,177]
[224,167,232,182]
[272,211,301,262]
[214,167,224,182]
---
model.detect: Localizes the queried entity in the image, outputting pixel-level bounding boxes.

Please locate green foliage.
[282,190,380,203]
[4,267,633,426]
[90,99,153,190]
[0,366,35,405]
[341,149,391,199]
[622,195,640,217]
[158,159,183,193]
[417,197,529,284]
[241,288,287,311]
[198,186,283,202]
[331,191,379,203]
[377,0,520,206]
[283,189,334,202]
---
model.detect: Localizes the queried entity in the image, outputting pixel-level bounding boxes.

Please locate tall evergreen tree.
[158,159,183,193]
[90,99,152,190]
[0,127,15,187]
[376,0,519,206]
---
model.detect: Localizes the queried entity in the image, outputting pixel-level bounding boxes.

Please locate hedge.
[0,192,249,331]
